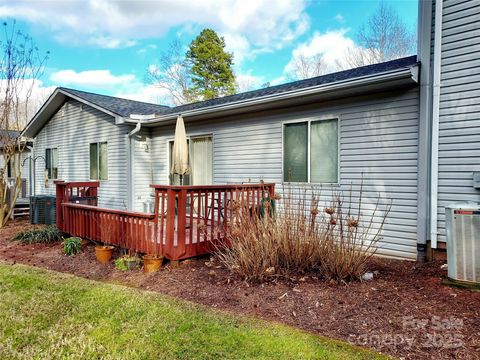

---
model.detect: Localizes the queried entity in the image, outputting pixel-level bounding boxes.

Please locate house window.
[283,119,338,183]
[90,142,108,180]
[45,148,58,179]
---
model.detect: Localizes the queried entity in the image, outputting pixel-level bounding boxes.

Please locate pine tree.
[186,29,236,100]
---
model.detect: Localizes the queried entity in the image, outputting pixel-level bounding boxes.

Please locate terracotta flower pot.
[143,255,163,273]
[95,245,114,264]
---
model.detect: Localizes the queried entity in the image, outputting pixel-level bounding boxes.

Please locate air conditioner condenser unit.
[445,204,480,285]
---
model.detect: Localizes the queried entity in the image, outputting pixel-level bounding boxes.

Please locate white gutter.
[126,122,142,210]
[126,66,418,125]
[128,121,142,138]
[129,114,157,120]
[430,0,443,249]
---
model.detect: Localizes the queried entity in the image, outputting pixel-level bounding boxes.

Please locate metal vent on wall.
[445,204,480,284]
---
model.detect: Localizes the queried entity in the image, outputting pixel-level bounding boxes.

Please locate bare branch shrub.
[0,20,48,227]
[216,182,391,283]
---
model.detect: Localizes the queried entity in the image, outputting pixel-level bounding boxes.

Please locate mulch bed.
[1,219,479,359]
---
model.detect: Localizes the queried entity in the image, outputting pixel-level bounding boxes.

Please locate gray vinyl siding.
[436,0,480,243]
[33,99,130,209]
[132,128,155,212]
[148,87,420,259]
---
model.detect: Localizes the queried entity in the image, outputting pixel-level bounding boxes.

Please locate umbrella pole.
[175,174,182,231]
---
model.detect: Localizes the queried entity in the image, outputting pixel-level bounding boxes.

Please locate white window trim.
[281,115,340,185]
[166,133,214,185]
[89,142,108,181]
[45,147,59,180]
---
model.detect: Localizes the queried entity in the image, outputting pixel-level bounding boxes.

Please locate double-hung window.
[283,118,338,183]
[90,142,108,180]
[45,148,58,179]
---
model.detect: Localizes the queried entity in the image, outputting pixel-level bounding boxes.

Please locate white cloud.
[223,33,253,66]
[50,70,135,89]
[269,75,287,86]
[89,36,137,49]
[49,68,170,105]
[0,0,309,55]
[284,29,361,76]
[115,84,171,105]
[137,44,157,55]
[334,13,345,23]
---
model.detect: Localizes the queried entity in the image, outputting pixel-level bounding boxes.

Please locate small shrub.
[13,225,64,244]
[114,257,128,271]
[63,237,82,256]
[114,255,140,271]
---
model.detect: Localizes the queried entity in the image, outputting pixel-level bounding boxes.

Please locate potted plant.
[95,244,115,264]
[115,254,141,271]
[143,254,163,273]
[95,215,117,264]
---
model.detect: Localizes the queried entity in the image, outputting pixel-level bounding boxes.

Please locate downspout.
[127,121,142,211]
[430,0,443,249]
[416,0,433,262]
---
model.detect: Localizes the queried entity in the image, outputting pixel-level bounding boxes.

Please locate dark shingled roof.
[59,87,169,117]
[59,56,418,118]
[165,55,418,115]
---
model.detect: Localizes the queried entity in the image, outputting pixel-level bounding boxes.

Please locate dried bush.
[216,183,390,283]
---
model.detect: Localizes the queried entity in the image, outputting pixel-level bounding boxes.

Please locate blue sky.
[1,0,418,105]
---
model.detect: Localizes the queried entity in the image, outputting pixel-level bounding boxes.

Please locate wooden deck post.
[165,188,177,259]
[176,188,187,259]
[55,180,66,230]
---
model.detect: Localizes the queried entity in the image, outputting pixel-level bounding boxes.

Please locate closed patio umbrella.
[171,115,189,185]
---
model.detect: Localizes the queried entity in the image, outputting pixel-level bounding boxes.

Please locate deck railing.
[56,181,275,260]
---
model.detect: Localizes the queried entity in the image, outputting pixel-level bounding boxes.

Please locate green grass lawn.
[0,263,386,359]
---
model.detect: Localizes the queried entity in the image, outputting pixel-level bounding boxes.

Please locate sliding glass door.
[169,136,213,185]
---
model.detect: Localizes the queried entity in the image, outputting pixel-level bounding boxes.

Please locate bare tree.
[287,54,327,80]
[146,40,197,106]
[0,20,48,226]
[344,2,415,68]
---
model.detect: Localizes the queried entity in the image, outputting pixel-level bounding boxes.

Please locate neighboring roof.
[58,87,169,117]
[0,130,21,139]
[0,130,32,148]
[164,55,419,116]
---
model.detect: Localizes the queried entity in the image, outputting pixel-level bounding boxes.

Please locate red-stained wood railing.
[62,203,157,255]
[55,180,99,230]
[56,181,275,260]
[151,183,275,260]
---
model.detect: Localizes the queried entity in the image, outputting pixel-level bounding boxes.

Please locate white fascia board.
[23,88,126,137]
[135,66,418,125]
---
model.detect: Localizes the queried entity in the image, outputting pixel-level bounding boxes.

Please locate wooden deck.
[56,181,275,260]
